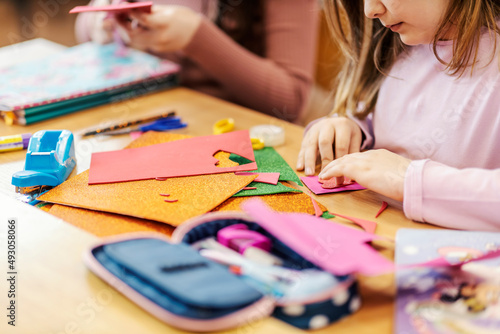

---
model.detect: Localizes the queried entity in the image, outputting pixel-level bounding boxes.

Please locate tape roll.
[249,125,285,147]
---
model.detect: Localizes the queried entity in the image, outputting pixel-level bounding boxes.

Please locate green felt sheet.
[232,181,302,197]
[230,147,302,186]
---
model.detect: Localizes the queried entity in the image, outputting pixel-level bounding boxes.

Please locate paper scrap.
[301,176,366,195]
[89,130,257,184]
[69,2,153,14]
[232,181,301,197]
[235,172,280,185]
[330,212,378,234]
[242,199,393,276]
[375,201,388,218]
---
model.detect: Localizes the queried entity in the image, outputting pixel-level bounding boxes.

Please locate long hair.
[324,0,500,119]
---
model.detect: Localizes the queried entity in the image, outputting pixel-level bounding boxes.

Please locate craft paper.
[214,192,327,216]
[232,181,301,197]
[375,201,388,218]
[234,172,280,185]
[301,176,366,195]
[330,212,378,234]
[69,2,153,14]
[50,204,174,238]
[89,130,257,184]
[230,147,302,185]
[402,248,500,269]
[242,199,394,276]
[40,132,257,226]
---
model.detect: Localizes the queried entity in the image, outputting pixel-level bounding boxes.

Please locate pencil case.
[84,211,361,332]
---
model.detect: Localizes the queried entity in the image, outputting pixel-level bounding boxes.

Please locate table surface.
[0,87,438,334]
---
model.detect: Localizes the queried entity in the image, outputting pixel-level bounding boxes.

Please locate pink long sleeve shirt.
[356,33,500,231]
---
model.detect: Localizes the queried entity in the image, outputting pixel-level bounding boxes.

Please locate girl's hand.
[318,149,411,201]
[297,117,363,175]
[118,5,202,53]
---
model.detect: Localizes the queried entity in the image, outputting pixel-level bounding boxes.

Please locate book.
[0,42,179,125]
[395,228,500,334]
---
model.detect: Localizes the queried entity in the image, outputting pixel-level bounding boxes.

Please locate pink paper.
[89,130,257,184]
[375,201,388,218]
[242,199,394,276]
[69,2,153,14]
[402,248,500,269]
[234,172,280,185]
[330,212,377,234]
[301,176,366,195]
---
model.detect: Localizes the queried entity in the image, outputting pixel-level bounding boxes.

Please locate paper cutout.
[89,130,257,184]
[232,181,301,197]
[242,199,394,276]
[319,177,354,188]
[375,201,388,218]
[329,212,378,234]
[301,187,324,217]
[242,187,257,190]
[214,192,327,216]
[301,176,366,195]
[230,147,302,185]
[69,2,153,14]
[234,172,280,185]
[49,204,174,238]
[40,132,257,226]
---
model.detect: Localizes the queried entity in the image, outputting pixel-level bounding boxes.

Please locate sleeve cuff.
[403,159,429,222]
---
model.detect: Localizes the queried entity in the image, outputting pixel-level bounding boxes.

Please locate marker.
[0,133,31,153]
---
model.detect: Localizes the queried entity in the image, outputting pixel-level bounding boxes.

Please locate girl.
[75,0,319,123]
[297,0,500,231]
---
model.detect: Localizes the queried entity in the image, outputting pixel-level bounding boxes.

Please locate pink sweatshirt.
[355,32,500,231]
[75,0,319,123]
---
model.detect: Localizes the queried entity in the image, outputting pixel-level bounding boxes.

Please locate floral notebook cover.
[395,228,500,334]
[0,42,179,112]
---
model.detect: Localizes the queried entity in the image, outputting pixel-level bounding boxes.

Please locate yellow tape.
[213,118,235,135]
[251,138,265,150]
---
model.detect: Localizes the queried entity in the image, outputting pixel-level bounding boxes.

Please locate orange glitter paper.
[49,204,174,238]
[39,132,257,227]
[213,192,327,215]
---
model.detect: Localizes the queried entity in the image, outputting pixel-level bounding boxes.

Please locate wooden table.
[0,88,437,334]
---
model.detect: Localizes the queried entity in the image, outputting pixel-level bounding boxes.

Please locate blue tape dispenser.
[12,130,76,203]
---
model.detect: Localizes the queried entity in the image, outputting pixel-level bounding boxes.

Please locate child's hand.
[117,5,202,53]
[297,117,362,175]
[318,149,411,201]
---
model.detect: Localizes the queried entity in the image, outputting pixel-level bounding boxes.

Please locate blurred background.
[0,0,88,47]
[0,0,342,124]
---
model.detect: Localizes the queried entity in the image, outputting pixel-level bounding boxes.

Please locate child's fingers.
[349,129,362,154]
[318,126,335,170]
[333,125,351,160]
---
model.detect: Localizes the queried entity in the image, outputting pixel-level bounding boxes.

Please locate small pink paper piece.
[402,248,500,270]
[319,177,353,189]
[301,176,366,195]
[89,130,257,185]
[375,201,388,218]
[302,188,323,217]
[242,199,394,276]
[159,194,170,197]
[235,172,280,185]
[242,187,257,190]
[330,212,377,234]
[69,2,153,14]
[130,131,143,140]
[164,199,178,203]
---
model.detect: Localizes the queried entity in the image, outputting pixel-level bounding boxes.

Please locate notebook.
[0,42,179,125]
[395,228,500,334]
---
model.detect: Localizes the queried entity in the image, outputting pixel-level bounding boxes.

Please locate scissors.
[105,117,187,135]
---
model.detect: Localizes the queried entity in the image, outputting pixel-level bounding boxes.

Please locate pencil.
[82,110,176,137]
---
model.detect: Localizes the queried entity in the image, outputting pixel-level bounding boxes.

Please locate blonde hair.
[324,0,500,119]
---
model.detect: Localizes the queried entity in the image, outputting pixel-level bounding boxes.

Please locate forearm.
[183,1,318,122]
[404,160,500,231]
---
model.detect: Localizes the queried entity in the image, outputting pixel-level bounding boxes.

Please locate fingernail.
[306,167,313,175]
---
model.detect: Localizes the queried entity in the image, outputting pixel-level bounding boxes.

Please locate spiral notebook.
[395,228,500,334]
[0,42,179,125]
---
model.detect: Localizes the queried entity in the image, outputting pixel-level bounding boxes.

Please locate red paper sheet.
[89,130,257,184]
[69,2,153,14]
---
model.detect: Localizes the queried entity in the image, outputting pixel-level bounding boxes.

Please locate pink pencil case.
[84,212,361,331]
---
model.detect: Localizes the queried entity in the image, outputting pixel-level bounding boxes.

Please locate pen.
[0,133,31,153]
[82,110,176,136]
